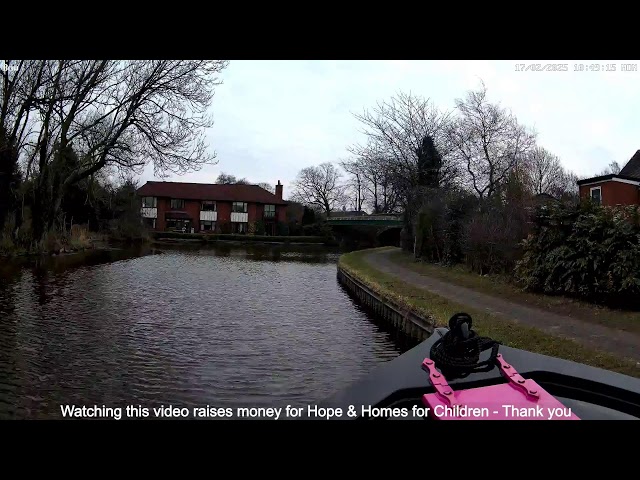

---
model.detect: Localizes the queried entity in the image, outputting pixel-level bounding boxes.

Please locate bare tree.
[361,148,400,213]
[341,145,399,213]
[524,147,565,196]
[1,61,50,232]
[448,82,536,201]
[216,172,250,184]
[349,91,456,204]
[290,162,347,216]
[3,60,229,241]
[0,61,47,157]
[216,172,238,184]
[256,182,274,194]
[555,169,579,199]
[598,160,622,176]
[339,159,368,212]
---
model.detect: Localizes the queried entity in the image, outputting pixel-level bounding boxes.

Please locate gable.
[619,150,640,179]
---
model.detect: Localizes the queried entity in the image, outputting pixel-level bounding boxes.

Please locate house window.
[590,187,602,205]
[170,198,185,209]
[141,196,157,208]
[264,204,275,218]
[233,222,248,234]
[200,220,216,232]
[201,201,216,211]
[232,202,247,213]
[143,218,156,229]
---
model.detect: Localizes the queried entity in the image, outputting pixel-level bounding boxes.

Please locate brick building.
[136,181,287,235]
[577,150,640,206]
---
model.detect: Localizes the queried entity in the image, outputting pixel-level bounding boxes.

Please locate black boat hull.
[318,328,640,420]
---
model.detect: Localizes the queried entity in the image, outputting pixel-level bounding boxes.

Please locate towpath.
[364,248,640,364]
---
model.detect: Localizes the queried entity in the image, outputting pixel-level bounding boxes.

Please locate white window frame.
[232,202,248,213]
[201,201,216,212]
[264,204,276,218]
[141,196,157,208]
[590,186,602,205]
[170,198,185,209]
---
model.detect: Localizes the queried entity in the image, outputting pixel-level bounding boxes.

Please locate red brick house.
[577,150,640,206]
[136,181,287,235]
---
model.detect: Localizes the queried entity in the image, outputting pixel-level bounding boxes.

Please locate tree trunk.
[400,209,414,252]
[31,167,65,246]
[31,185,51,245]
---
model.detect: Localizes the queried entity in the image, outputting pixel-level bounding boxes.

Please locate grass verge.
[388,250,640,335]
[339,248,640,379]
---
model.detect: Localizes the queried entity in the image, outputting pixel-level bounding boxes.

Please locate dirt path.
[365,248,640,364]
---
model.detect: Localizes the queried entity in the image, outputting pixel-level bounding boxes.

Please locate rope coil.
[429,313,501,379]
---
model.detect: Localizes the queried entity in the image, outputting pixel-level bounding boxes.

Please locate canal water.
[0,243,416,419]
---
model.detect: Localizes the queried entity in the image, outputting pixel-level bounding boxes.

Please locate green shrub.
[415,189,478,265]
[254,221,266,235]
[277,221,290,236]
[415,199,445,262]
[515,202,640,308]
[302,222,333,238]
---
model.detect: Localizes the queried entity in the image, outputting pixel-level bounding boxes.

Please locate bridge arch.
[377,226,402,247]
[325,214,403,248]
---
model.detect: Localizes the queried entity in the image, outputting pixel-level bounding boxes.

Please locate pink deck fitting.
[421,355,580,420]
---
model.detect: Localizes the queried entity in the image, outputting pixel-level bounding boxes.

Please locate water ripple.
[0,246,414,419]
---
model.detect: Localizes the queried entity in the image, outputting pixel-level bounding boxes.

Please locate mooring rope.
[429,312,501,378]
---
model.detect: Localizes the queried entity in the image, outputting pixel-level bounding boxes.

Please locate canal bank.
[337,263,434,342]
[151,231,336,246]
[338,247,640,379]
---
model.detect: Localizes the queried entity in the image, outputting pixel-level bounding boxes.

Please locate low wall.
[337,266,434,342]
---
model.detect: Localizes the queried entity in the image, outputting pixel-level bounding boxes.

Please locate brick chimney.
[275,180,283,200]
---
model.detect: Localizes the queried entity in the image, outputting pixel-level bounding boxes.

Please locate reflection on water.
[0,244,416,419]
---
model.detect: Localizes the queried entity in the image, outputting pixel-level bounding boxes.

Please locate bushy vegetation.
[414,188,478,266]
[301,222,333,238]
[414,172,536,275]
[515,202,640,308]
[0,172,149,256]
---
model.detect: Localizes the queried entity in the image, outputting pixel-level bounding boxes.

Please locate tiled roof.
[619,150,640,179]
[136,181,287,205]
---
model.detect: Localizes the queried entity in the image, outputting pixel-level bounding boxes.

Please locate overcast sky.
[138,60,640,199]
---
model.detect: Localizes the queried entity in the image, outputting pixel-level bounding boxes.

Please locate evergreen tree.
[416,135,442,188]
[301,206,316,225]
[403,135,444,253]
